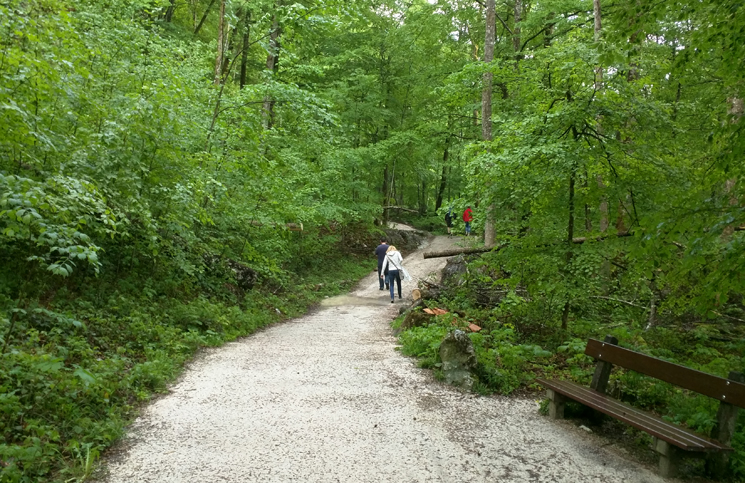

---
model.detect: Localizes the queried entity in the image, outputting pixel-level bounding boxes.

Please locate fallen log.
[424,232,635,259]
[423,246,498,259]
[571,231,633,244]
[397,298,424,317]
[383,205,419,213]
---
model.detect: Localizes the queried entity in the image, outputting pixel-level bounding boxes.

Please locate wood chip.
[468,323,482,332]
[423,307,448,316]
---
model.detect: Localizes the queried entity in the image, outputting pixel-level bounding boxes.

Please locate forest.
[0,0,744,480]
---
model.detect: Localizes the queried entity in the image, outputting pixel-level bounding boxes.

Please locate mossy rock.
[439,329,476,390]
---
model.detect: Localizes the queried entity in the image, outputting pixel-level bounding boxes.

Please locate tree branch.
[495,13,513,35]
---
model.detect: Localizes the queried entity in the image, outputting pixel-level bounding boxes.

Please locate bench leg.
[655,440,680,478]
[705,453,728,480]
[546,389,566,420]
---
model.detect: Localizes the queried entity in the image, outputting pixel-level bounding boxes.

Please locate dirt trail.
[100,233,665,483]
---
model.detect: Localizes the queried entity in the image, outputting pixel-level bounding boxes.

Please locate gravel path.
[100,234,667,483]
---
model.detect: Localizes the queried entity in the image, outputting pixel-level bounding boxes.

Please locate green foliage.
[398,324,448,369]
[398,247,745,476]
[469,327,553,395]
[2,0,745,478]
[397,314,553,395]
[0,174,115,277]
[0,252,369,481]
[733,417,745,480]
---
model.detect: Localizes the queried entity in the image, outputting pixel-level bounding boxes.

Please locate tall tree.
[239,8,252,89]
[195,0,217,35]
[213,0,227,84]
[262,10,282,128]
[482,0,497,248]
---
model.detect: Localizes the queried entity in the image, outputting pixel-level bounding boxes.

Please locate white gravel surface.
[100,234,668,483]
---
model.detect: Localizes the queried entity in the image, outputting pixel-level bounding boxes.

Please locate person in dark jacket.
[374,238,389,290]
[444,207,453,236]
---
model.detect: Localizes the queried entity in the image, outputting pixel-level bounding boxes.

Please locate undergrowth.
[395,257,745,480]
[0,255,371,482]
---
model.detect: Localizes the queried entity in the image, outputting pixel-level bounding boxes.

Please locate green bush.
[396,250,745,477]
[0,248,371,481]
[399,324,448,369]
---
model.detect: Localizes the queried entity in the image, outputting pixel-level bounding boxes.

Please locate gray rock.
[441,255,468,287]
[439,330,476,390]
[384,228,427,253]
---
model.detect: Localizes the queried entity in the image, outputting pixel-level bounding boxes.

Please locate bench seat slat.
[585,339,745,408]
[538,378,733,453]
[548,380,715,451]
[541,379,709,449]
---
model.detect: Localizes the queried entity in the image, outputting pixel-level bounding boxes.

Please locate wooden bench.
[537,336,745,478]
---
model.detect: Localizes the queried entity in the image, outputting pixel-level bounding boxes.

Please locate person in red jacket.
[463,206,473,236]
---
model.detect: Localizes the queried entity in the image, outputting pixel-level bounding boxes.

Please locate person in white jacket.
[380,246,404,303]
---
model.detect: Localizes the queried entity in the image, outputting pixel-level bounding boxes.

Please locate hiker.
[444,207,453,236]
[463,206,473,236]
[380,245,404,303]
[374,238,389,291]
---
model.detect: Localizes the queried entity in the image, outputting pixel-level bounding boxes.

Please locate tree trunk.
[593,0,607,240]
[419,180,428,216]
[400,171,405,207]
[482,0,497,248]
[393,170,399,206]
[220,26,236,80]
[513,0,522,54]
[597,182,608,233]
[435,148,448,212]
[164,0,176,22]
[722,98,742,239]
[627,5,641,83]
[213,0,226,85]
[482,0,495,143]
[544,12,555,48]
[423,246,499,260]
[646,270,658,330]
[484,205,496,247]
[424,232,633,259]
[382,165,390,223]
[584,169,591,231]
[195,0,216,35]
[593,0,602,87]
[239,9,251,89]
[262,12,281,129]
[190,0,198,30]
[615,199,627,233]
[561,168,576,330]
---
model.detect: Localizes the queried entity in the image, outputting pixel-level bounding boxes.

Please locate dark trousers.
[386,270,401,299]
[378,263,388,289]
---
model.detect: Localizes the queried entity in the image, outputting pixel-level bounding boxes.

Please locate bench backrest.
[585,338,745,409]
